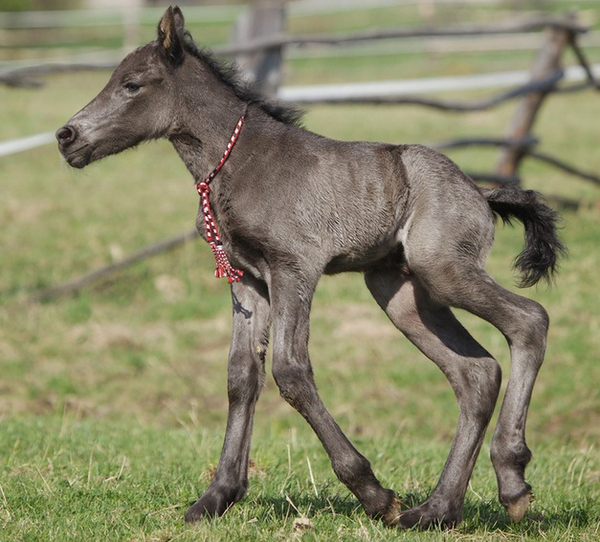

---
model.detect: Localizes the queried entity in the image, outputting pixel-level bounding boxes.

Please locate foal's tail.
[481,186,566,288]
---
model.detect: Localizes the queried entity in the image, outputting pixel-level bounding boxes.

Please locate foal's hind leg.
[413,263,548,523]
[487,292,548,521]
[185,274,271,521]
[365,269,501,528]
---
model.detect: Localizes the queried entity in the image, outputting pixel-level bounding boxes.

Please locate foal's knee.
[272,361,315,411]
[227,349,264,405]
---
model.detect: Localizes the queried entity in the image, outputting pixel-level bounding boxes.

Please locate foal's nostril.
[56,125,76,146]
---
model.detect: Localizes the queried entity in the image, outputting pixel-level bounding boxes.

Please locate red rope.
[195,115,245,284]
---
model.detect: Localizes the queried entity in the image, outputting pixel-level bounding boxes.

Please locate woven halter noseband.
[195,114,245,284]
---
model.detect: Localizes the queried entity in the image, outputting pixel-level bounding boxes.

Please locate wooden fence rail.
[219,14,588,56]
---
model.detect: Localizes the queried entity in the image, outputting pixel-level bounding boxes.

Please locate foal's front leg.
[185,275,271,521]
[269,271,401,524]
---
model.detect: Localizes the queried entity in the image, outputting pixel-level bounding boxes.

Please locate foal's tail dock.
[481,186,566,288]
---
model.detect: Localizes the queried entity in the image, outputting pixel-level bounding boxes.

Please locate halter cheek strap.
[195,115,245,284]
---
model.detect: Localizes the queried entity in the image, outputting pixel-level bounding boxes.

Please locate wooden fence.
[2,5,599,185]
[227,6,599,185]
[2,3,599,298]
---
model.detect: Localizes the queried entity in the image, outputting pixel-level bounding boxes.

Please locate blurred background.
[0,1,598,539]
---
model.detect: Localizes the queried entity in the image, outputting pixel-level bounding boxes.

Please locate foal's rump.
[396,144,496,279]
[393,143,563,304]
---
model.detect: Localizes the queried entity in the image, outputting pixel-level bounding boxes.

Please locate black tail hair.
[481,186,567,287]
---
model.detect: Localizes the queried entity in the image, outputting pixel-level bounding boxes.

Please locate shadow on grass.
[460,499,594,534]
[250,489,595,534]
[253,488,362,519]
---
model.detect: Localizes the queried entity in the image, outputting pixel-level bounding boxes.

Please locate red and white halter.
[195,115,245,284]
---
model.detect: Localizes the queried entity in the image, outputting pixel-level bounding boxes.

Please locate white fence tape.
[278,64,600,102]
[0,131,55,158]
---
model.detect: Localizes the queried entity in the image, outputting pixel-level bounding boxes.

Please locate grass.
[1,417,599,542]
[0,417,598,542]
[1,3,600,541]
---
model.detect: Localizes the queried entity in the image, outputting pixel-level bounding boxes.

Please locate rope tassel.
[195,115,245,284]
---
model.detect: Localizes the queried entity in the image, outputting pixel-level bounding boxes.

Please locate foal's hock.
[57,6,564,529]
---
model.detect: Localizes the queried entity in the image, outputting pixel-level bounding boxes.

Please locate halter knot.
[195,115,245,284]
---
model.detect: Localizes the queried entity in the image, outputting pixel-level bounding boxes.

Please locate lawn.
[1,3,599,541]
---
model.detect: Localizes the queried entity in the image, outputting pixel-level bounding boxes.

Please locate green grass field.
[1,3,600,541]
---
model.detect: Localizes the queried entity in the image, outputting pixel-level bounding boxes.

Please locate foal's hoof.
[499,482,534,523]
[397,502,461,530]
[184,489,239,522]
[505,490,534,522]
[184,498,221,522]
[380,495,404,525]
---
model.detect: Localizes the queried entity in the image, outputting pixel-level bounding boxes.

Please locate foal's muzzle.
[56,124,92,168]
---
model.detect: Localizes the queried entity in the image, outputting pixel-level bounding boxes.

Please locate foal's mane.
[182,31,303,127]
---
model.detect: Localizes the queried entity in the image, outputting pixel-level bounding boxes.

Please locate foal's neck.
[169,111,247,182]
[167,64,248,181]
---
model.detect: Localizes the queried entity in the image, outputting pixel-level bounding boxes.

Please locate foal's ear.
[157,6,185,67]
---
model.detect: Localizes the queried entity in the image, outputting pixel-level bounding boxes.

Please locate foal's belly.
[324,241,406,275]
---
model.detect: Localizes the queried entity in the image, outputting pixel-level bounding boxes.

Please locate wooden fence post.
[495,14,575,180]
[232,1,286,97]
[122,4,142,54]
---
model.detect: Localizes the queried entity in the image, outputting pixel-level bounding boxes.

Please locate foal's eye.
[124,82,141,93]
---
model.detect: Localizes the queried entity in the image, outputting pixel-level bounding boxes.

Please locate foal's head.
[56,6,189,168]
